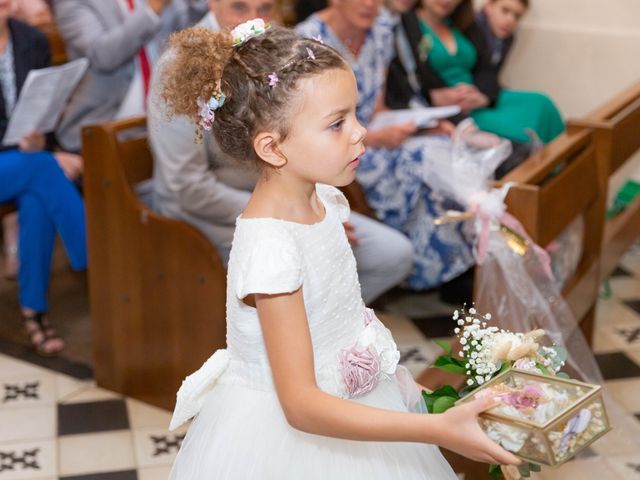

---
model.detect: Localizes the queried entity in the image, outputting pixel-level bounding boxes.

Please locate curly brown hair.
[160,25,349,167]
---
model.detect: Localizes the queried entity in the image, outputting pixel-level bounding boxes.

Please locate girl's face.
[420,0,462,19]
[275,68,367,187]
[484,0,527,39]
[333,0,382,32]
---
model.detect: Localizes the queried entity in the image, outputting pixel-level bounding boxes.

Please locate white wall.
[476,0,640,118]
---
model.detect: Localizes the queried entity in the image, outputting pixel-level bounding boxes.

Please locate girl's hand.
[19,131,46,152]
[432,395,522,466]
[365,122,417,149]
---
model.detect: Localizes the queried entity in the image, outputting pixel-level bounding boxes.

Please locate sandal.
[22,312,65,357]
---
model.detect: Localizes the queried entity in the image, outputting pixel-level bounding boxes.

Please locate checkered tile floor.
[0,246,639,479]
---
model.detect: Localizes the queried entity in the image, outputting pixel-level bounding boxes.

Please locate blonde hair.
[160,25,349,167]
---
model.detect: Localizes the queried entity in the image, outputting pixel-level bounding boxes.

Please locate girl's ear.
[254,131,287,168]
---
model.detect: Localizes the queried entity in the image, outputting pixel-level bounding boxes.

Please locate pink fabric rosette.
[338,307,400,398]
[339,346,381,397]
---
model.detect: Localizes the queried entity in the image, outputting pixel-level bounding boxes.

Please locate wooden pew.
[81,117,227,410]
[568,80,640,282]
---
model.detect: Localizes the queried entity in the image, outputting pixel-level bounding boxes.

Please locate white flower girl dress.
[168,184,457,479]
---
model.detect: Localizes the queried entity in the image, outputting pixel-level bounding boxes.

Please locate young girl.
[160,20,520,479]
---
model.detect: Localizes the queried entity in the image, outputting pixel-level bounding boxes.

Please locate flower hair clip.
[230,18,268,46]
[267,72,279,88]
[197,80,226,131]
[264,46,317,89]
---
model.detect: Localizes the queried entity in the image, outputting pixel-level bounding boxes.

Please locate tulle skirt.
[169,370,457,479]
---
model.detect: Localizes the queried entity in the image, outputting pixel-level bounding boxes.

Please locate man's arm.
[55,0,161,72]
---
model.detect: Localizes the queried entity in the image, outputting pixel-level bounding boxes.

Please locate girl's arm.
[255,289,521,466]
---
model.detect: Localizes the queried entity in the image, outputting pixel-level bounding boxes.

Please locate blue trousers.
[0,150,87,312]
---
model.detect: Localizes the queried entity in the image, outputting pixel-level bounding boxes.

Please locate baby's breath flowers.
[442,307,566,389]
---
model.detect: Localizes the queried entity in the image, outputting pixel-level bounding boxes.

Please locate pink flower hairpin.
[268,72,279,88]
[313,35,324,44]
[306,47,315,60]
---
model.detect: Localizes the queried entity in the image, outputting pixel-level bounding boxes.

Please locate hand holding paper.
[3,58,88,146]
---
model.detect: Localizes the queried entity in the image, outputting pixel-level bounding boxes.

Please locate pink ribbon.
[470,187,554,280]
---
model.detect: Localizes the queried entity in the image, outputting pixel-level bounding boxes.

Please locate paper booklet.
[2,58,89,146]
[367,105,461,131]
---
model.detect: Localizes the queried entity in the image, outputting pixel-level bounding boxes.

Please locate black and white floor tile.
[0,246,639,479]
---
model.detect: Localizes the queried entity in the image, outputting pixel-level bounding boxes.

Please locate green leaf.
[552,346,568,364]
[535,362,551,376]
[422,385,460,413]
[498,361,511,374]
[432,396,457,413]
[433,363,467,374]
[432,384,460,398]
[519,462,531,477]
[433,356,467,374]
[434,339,453,355]
[488,464,504,480]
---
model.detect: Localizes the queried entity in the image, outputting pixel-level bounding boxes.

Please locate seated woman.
[0,12,86,356]
[296,0,476,294]
[388,0,564,144]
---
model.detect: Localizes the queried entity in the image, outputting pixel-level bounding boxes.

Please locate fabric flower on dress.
[338,308,400,398]
[231,18,268,46]
[339,346,380,397]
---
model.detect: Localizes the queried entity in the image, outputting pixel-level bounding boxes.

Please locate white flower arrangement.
[448,308,565,389]
[230,18,268,46]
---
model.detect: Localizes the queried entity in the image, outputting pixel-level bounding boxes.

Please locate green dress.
[419,20,564,144]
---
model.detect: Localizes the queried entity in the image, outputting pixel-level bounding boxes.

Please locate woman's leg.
[0,150,87,270]
[17,193,56,313]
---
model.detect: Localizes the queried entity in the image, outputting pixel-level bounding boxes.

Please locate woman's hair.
[450,0,475,30]
[160,25,349,167]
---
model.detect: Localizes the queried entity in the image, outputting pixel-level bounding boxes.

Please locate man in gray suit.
[55,0,195,152]
[148,0,415,305]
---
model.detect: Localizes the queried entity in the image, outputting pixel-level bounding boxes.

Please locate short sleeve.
[235,223,302,299]
[317,184,351,223]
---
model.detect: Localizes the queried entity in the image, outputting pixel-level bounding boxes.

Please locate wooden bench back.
[82,117,227,409]
[569,80,640,176]
[498,129,605,342]
[568,80,640,281]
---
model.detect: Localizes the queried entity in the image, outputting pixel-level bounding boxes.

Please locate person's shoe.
[22,312,65,357]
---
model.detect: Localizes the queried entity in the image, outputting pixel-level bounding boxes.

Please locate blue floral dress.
[296,15,475,290]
